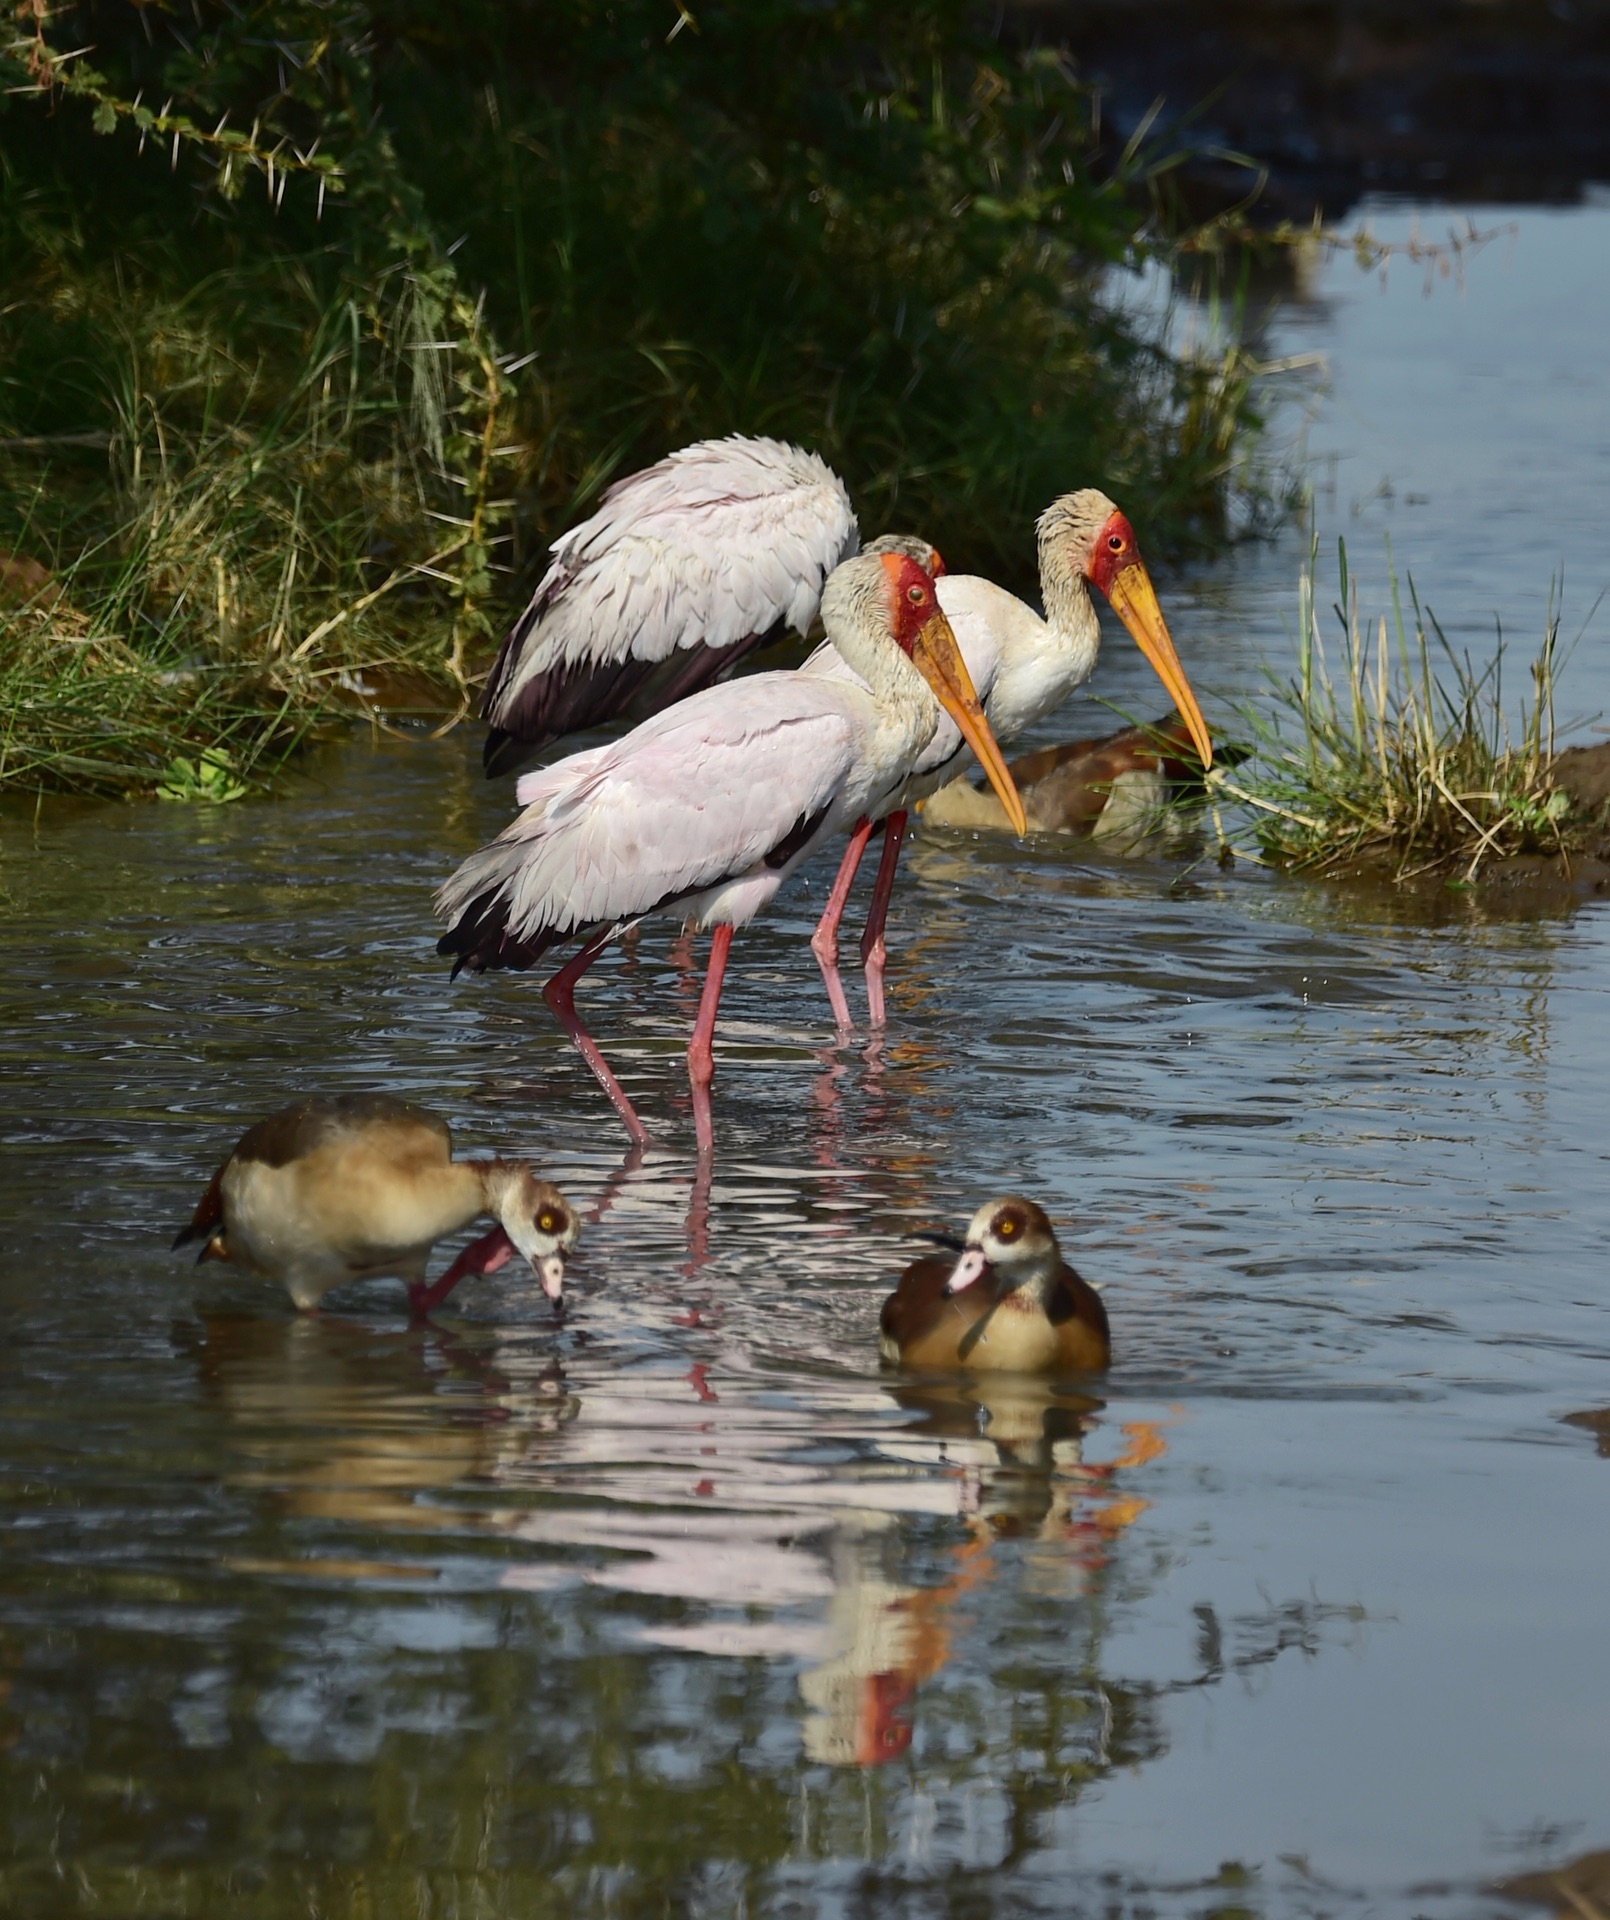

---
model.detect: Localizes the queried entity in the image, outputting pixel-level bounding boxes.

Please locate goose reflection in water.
[189,1311,577,1552]
[799,1382,1167,1766]
[486,1360,1169,1769]
[182,1300,1167,1774]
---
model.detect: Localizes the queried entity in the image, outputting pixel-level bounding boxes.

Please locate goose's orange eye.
[996,1215,1019,1239]
[537,1210,559,1234]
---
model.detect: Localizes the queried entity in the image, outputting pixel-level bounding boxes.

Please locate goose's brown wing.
[232,1094,451,1170]
[879,1253,955,1350]
[879,1254,997,1367]
[1006,730,1114,790]
[1047,1261,1112,1370]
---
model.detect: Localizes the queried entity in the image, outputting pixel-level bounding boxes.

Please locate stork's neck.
[1039,540,1101,661]
[832,622,939,767]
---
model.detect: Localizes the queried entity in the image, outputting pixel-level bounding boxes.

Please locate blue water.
[1,198,1608,1918]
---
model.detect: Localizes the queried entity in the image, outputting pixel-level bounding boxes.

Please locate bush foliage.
[1,1,1260,795]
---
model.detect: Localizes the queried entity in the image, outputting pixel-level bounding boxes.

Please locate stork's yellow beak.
[1101,562,1214,769]
[908,611,1028,836]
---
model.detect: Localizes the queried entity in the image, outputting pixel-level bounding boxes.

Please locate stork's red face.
[1084,510,1139,599]
[1082,511,1213,770]
[878,553,1027,835]
[884,553,941,657]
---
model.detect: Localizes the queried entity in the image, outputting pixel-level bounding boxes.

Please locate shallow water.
[3,200,1609,1918]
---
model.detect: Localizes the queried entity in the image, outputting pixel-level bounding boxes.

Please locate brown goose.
[173,1093,579,1316]
[922,710,1223,843]
[879,1196,1110,1374]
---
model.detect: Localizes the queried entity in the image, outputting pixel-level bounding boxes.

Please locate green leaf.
[91,101,118,136]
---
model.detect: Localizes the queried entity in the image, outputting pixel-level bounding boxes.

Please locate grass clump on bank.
[0,253,510,795]
[1,0,1264,800]
[1218,537,1603,883]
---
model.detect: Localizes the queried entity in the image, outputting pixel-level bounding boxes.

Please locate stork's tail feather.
[437,886,566,977]
[482,727,531,780]
[482,654,663,774]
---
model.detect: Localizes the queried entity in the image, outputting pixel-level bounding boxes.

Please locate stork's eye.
[1107,534,1125,552]
[906,584,926,604]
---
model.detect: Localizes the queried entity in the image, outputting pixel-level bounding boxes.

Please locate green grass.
[1216,534,1599,882]
[0,0,1266,799]
[0,251,508,795]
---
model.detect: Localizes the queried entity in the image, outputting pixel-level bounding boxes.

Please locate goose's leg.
[542,930,651,1145]
[859,810,909,1029]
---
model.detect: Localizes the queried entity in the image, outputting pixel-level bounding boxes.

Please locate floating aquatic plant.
[156,749,249,805]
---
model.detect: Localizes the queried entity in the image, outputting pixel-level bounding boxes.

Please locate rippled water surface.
[3,202,1609,1918]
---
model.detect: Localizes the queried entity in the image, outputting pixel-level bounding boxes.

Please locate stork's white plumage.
[438,551,1026,1152]
[481,436,859,773]
[802,490,1214,1024]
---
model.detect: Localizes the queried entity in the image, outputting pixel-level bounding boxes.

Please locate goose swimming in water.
[922,709,1228,845]
[879,1197,1110,1374]
[173,1093,579,1315]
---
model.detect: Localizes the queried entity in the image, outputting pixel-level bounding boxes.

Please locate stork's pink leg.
[859,810,909,1028]
[810,817,875,1030]
[542,930,652,1146]
[687,923,734,1156]
[409,1224,515,1319]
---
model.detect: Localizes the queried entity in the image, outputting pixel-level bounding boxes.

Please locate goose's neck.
[474,1158,529,1228]
[994,1253,1062,1307]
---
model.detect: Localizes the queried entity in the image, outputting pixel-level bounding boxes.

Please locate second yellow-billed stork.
[480,434,942,774]
[801,490,1214,1024]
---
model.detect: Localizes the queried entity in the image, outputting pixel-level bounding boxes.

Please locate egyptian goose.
[173,1093,579,1315]
[922,710,1223,841]
[879,1197,1110,1374]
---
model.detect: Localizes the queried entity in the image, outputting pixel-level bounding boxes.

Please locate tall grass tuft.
[0,252,515,796]
[1217,534,1593,881]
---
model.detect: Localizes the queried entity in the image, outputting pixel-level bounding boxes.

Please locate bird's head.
[497,1172,581,1305]
[862,531,948,580]
[821,552,1026,834]
[944,1195,1060,1295]
[1038,490,1213,770]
